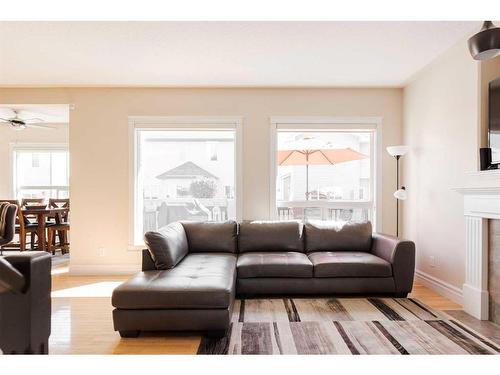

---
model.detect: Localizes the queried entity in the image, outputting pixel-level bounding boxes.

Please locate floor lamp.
[386,145,409,237]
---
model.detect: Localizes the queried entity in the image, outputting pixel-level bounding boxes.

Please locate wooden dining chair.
[21,198,45,207]
[48,198,69,208]
[21,198,46,248]
[21,197,46,229]
[0,200,38,252]
[48,198,70,222]
[47,199,70,255]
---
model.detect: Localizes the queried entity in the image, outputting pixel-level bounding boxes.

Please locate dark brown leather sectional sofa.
[112,220,415,338]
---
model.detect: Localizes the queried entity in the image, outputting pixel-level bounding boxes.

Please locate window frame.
[269,116,383,231]
[10,142,70,199]
[128,116,243,250]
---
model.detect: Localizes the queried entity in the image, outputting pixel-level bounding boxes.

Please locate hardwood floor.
[409,283,462,311]
[51,266,201,354]
[444,310,500,345]
[48,264,468,354]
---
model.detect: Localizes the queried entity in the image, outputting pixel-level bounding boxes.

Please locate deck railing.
[276,200,371,221]
[143,197,231,231]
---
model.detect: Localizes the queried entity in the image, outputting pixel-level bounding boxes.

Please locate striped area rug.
[197,298,500,355]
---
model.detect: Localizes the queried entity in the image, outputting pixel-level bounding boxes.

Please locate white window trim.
[9,142,70,198]
[269,116,383,232]
[128,116,244,250]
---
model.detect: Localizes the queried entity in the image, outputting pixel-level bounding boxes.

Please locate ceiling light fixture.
[468,21,500,60]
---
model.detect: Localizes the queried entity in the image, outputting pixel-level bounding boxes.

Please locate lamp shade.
[394,187,407,200]
[468,21,500,61]
[386,145,409,157]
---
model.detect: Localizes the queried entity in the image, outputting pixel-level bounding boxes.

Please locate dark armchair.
[0,252,52,354]
[0,202,18,250]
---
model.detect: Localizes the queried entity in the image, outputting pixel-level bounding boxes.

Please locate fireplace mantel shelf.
[453,188,500,221]
[465,169,500,178]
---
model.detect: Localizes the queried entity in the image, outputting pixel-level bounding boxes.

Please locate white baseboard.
[69,264,139,276]
[414,269,463,305]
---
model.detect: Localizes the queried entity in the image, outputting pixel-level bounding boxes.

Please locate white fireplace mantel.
[454,186,500,320]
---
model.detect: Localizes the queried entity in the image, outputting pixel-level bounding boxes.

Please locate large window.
[12,144,69,200]
[271,118,380,227]
[131,117,242,246]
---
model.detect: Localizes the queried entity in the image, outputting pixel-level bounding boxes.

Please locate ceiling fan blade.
[26,124,56,130]
[0,118,12,122]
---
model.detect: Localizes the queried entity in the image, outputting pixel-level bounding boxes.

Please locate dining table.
[21,206,69,252]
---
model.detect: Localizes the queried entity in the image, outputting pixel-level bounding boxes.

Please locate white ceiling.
[0,21,479,87]
[0,105,69,123]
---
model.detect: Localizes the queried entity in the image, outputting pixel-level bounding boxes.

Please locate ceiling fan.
[0,109,56,131]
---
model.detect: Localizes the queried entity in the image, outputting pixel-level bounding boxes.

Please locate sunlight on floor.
[50,306,72,345]
[51,281,123,298]
[51,266,69,275]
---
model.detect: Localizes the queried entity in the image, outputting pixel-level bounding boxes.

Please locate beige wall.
[0,87,402,273]
[402,40,500,299]
[0,123,69,198]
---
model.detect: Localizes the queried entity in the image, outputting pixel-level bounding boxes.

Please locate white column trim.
[454,187,500,320]
[463,216,489,320]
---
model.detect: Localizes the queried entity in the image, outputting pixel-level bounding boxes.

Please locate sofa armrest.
[142,249,156,271]
[0,257,25,294]
[371,233,415,294]
[2,252,52,294]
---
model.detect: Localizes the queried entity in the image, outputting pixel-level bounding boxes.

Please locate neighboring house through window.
[130,116,242,247]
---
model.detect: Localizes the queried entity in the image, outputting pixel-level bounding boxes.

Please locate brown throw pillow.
[181,221,238,253]
[238,220,304,253]
[305,220,373,253]
[144,222,188,270]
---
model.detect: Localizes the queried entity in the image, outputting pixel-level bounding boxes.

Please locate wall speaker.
[480,147,492,170]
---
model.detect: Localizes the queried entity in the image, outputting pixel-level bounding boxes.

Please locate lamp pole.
[396,155,400,237]
[387,145,408,238]
[305,153,309,201]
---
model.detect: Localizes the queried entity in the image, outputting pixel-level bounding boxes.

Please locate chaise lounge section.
[112,220,415,337]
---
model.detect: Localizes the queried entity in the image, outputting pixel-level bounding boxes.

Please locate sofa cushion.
[308,251,392,278]
[182,221,238,253]
[237,252,312,278]
[238,220,304,253]
[144,222,188,270]
[305,220,372,252]
[112,253,237,310]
